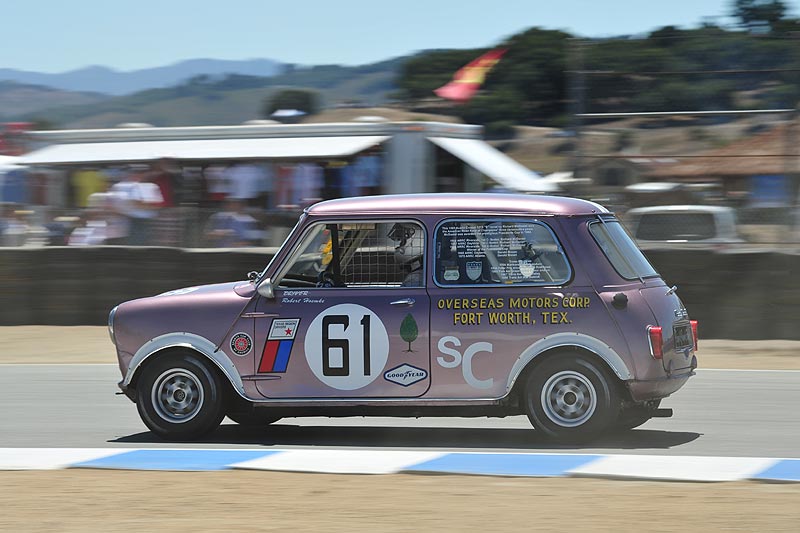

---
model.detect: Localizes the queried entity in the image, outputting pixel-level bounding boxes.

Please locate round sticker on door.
[304,303,389,391]
[230,332,252,356]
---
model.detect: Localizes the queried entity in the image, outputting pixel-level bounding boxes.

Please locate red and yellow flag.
[434,48,507,103]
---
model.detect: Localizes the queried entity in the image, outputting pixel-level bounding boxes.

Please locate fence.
[1,246,797,340]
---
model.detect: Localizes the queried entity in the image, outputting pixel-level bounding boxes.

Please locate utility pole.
[567,38,586,180]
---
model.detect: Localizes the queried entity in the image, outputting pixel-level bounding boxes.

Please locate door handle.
[390,298,416,307]
[241,312,280,318]
[665,285,678,296]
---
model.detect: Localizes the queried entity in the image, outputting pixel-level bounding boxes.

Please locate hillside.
[8,58,407,129]
[0,81,109,120]
[0,58,283,95]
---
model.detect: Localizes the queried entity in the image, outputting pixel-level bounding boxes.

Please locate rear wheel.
[523,353,620,443]
[136,352,226,440]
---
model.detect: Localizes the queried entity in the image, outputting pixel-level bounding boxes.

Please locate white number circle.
[304,303,389,391]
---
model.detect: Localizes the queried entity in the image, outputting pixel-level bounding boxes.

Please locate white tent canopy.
[19,122,551,194]
[20,136,390,165]
[0,155,23,172]
[427,137,555,192]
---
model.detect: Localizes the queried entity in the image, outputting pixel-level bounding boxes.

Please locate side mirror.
[257,277,275,299]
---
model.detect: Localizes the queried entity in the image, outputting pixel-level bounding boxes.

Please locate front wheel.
[136,352,226,440]
[523,353,620,443]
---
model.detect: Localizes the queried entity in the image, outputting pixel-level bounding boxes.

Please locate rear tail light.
[690,320,699,350]
[648,326,663,359]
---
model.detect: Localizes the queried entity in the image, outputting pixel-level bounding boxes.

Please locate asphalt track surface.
[2,365,798,458]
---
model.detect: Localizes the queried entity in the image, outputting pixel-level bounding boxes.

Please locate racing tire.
[523,353,620,443]
[136,352,226,441]
[226,412,282,427]
[615,413,653,432]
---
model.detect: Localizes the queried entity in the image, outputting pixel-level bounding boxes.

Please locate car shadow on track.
[112,423,701,451]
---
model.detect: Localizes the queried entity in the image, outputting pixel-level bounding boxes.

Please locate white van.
[625,205,742,248]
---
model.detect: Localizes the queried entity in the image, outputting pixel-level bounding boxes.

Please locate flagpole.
[568,38,586,181]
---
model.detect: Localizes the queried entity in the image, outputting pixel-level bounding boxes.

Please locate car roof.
[306,193,609,217]
[626,205,735,215]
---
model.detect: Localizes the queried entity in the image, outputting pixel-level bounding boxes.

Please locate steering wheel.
[316,270,342,288]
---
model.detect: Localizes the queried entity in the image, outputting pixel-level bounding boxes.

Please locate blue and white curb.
[1,448,798,482]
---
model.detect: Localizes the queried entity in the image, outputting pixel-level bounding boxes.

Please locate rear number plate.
[674,324,692,349]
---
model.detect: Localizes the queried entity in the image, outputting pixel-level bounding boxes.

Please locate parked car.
[625,205,742,248]
[109,193,697,443]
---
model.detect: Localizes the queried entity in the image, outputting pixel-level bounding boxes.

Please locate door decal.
[258,318,300,373]
[399,313,419,352]
[230,332,253,356]
[304,303,389,391]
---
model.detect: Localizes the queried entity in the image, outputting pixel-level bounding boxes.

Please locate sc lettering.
[436,336,493,389]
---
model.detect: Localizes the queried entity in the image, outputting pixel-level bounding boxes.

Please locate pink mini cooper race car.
[110,193,698,442]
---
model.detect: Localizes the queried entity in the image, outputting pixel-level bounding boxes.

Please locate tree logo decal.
[400,313,418,352]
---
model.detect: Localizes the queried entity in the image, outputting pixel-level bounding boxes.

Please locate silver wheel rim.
[151,369,204,424]
[541,370,597,427]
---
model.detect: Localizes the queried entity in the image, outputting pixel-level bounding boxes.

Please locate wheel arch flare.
[122,332,245,398]
[506,332,633,396]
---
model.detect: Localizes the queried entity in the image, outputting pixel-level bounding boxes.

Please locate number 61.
[322,314,371,377]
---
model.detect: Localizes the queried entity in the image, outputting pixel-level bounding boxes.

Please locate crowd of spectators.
[0,148,384,247]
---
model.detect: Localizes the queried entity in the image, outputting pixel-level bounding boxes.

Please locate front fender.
[121,332,245,397]
[505,332,633,394]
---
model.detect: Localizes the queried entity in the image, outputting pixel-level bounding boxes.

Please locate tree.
[400,314,418,352]
[261,89,320,117]
[732,0,787,33]
[649,26,683,48]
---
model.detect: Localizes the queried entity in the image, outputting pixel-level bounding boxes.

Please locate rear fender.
[122,332,245,397]
[506,332,632,394]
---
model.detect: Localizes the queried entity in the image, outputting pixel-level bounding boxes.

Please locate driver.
[388,223,423,287]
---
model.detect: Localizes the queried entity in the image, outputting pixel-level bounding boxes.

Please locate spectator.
[225,161,267,207]
[323,160,347,200]
[291,162,323,207]
[259,162,275,209]
[204,164,229,207]
[0,206,30,246]
[352,149,383,196]
[1,165,29,205]
[68,210,108,246]
[150,159,177,207]
[109,165,163,245]
[67,192,128,246]
[70,167,107,208]
[204,199,260,247]
[274,163,296,209]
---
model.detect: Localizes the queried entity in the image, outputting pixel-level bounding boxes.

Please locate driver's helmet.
[387,223,418,262]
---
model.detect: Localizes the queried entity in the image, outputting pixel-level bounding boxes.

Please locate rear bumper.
[627,368,694,402]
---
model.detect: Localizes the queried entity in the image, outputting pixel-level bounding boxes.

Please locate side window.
[589,220,659,280]
[279,220,425,288]
[434,219,571,286]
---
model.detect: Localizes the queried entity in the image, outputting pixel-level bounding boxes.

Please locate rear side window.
[589,220,658,280]
[635,212,716,241]
[434,219,571,286]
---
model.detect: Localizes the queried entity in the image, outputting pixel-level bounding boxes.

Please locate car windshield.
[256,215,306,283]
[634,212,717,241]
[589,219,659,280]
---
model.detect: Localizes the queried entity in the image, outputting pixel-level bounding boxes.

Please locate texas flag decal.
[258,318,300,373]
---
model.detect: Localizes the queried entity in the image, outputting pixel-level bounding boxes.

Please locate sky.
[2,0,799,73]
